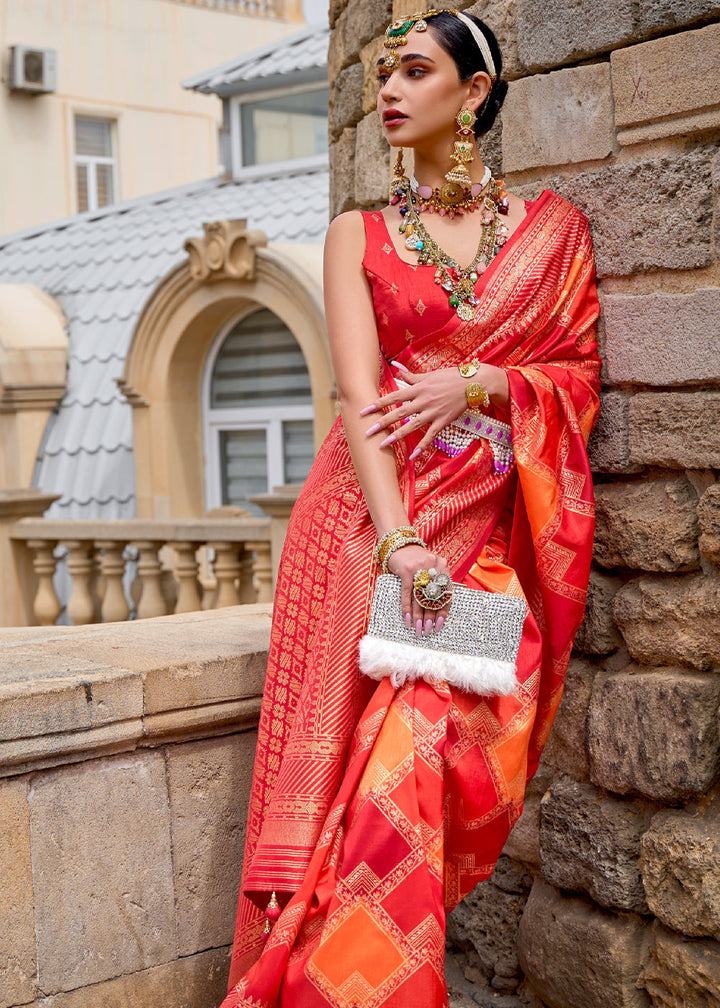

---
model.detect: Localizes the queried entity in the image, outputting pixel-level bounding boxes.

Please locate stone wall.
[0,606,271,1008]
[329,3,720,1006]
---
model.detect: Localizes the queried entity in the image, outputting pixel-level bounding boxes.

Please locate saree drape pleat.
[220,190,601,1008]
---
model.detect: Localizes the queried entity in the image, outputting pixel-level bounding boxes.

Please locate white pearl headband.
[455,11,497,81]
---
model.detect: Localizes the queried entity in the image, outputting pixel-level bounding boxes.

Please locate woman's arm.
[323,211,450,634]
[323,211,411,537]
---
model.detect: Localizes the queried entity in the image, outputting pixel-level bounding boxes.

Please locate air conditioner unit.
[9,45,57,94]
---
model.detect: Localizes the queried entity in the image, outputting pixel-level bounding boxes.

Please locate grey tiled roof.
[182,25,329,95]
[0,161,329,519]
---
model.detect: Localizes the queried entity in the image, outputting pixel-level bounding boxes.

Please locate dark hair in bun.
[427,11,507,137]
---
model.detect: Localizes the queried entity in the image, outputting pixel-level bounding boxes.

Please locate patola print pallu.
[220,190,601,1008]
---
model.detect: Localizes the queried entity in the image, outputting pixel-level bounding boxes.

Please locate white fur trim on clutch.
[358,633,517,696]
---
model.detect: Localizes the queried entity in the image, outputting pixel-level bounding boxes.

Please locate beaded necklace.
[390,172,509,321]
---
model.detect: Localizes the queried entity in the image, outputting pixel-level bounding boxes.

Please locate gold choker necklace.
[410,168,506,217]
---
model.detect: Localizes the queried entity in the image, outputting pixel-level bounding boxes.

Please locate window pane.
[241,87,329,166]
[75,163,89,212]
[283,420,315,485]
[75,117,112,157]
[220,429,268,509]
[95,163,115,207]
[211,308,312,409]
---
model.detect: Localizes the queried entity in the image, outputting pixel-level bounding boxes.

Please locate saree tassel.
[261,890,281,942]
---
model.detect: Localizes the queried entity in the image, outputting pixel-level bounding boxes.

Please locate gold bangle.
[378,531,423,572]
[374,526,416,565]
[381,535,426,574]
[465,381,490,410]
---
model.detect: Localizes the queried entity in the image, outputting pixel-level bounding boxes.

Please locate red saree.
[220,190,600,1008]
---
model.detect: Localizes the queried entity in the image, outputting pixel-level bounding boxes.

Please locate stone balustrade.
[10,517,274,627]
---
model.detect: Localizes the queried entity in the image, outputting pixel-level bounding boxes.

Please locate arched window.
[203,307,315,514]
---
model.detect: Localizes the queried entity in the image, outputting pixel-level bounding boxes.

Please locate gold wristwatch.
[465,382,490,410]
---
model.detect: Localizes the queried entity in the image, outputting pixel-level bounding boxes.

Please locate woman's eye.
[377,74,389,85]
[408,67,427,78]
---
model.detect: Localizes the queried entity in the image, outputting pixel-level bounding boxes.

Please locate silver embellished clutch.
[358,574,526,697]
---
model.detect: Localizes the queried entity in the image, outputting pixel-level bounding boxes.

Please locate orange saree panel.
[220,190,600,1008]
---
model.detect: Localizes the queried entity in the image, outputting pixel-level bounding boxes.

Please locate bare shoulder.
[326,209,366,248]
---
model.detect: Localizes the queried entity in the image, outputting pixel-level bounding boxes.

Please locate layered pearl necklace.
[390,171,510,321]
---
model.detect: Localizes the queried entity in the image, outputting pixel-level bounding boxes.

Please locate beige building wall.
[0,0,304,235]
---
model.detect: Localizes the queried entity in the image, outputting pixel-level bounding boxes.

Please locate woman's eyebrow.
[377,53,437,66]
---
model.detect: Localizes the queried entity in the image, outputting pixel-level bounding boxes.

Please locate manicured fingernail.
[359,404,377,416]
[436,615,445,632]
[415,619,423,637]
[405,612,412,629]
[424,618,433,636]
[365,423,382,437]
[380,433,397,447]
[391,360,409,372]
[409,447,420,461]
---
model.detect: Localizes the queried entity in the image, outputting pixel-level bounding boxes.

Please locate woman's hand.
[386,543,452,636]
[362,363,509,460]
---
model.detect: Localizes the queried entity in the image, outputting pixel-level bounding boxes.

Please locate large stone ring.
[413,568,452,611]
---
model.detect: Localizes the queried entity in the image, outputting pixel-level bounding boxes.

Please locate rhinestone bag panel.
[367,574,526,663]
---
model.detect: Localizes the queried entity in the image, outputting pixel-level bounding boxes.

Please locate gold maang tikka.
[381,10,447,71]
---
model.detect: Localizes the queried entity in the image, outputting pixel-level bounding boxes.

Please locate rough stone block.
[640,925,720,1008]
[466,0,522,80]
[361,36,385,116]
[502,766,552,869]
[698,483,720,566]
[641,806,720,941]
[330,62,365,140]
[447,857,532,993]
[329,0,393,83]
[167,732,257,956]
[0,777,35,1007]
[502,64,614,172]
[516,0,635,71]
[574,569,623,655]
[593,478,700,572]
[330,128,357,218]
[587,391,639,475]
[516,0,720,71]
[518,879,652,1008]
[39,946,231,1008]
[546,147,715,279]
[614,573,720,669]
[29,753,176,994]
[603,289,720,386]
[539,776,650,912]
[355,111,390,205]
[612,24,720,145]
[541,657,596,777]
[588,667,720,801]
[630,390,720,469]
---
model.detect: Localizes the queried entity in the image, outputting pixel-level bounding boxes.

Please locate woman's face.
[376,26,487,152]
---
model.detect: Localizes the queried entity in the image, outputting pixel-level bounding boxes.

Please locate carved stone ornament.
[184,219,268,282]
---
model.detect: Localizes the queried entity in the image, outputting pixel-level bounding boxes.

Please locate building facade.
[0,0,304,234]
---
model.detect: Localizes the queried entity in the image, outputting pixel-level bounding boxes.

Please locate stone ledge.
[0,605,271,778]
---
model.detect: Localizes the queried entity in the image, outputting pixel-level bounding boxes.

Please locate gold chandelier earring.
[442,107,477,205]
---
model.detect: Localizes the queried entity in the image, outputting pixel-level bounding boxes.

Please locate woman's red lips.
[383,110,407,125]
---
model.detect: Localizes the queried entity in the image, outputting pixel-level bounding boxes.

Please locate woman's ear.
[465,71,492,113]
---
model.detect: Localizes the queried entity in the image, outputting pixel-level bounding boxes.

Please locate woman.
[220,10,600,1008]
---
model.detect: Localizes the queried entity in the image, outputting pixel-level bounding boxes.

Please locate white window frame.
[229,82,329,177]
[73,114,118,212]
[202,310,314,510]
